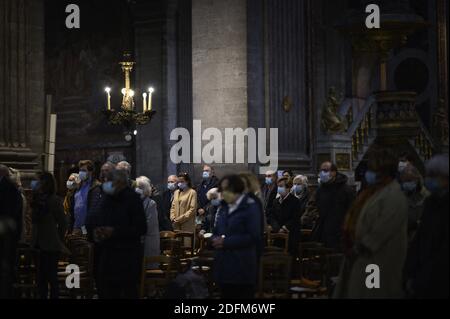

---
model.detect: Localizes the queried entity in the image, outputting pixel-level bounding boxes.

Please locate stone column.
[192,0,248,179]
[0,0,45,180]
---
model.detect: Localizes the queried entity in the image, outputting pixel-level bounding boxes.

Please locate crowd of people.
[0,147,448,299]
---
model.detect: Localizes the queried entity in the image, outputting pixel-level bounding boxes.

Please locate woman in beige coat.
[170,173,197,233]
[334,147,408,299]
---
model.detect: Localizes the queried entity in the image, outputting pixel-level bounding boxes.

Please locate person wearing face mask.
[292,175,310,211]
[94,169,147,299]
[212,175,262,299]
[199,188,222,238]
[311,161,355,251]
[399,166,430,242]
[63,173,80,217]
[68,160,102,236]
[334,147,408,299]
[170,173,198,240]
[262,170,278,216]
[136,176,160,269]
[196,165,219,228]
[158,175,178,231]
[99,162,116,183]
[404,154,449,299]
[267,177,302,256]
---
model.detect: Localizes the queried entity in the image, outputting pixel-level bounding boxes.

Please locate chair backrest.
[160,238,183,257]
[160,231,176,239]
[174,231,195,257]
[267,232,289,254]
[259,252,292,296]
[66,239,93,275]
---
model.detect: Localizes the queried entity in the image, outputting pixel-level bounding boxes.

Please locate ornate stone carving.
[321,87,347,134]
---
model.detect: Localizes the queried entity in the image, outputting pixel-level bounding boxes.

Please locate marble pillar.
[192,0,248,178]
[0,0,45,180]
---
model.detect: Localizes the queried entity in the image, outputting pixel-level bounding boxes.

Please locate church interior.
[0,0,448,300]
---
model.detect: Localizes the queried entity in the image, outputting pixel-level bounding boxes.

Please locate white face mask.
[135,188,145,199]
[66,180,76,190]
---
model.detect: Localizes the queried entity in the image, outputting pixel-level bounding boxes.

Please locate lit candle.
[142,93,148,112]
[105,87,111,110]
[148,87,154,111]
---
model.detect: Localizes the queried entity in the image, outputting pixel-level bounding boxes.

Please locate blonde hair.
[8,167,22,187]
[68,173,81,184]
[136,176,152,197]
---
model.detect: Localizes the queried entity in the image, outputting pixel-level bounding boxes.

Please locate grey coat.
[334,181,408,299]
[142,197,160,264]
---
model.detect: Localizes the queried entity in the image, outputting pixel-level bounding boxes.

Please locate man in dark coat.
[157,175,178,231]
[0,164,23,298]
[404,154,449,299]
[94,169,147,299]
[261,170,278,214]
[267,177,302,256]
[196,165,219,217]
[311,162,355,251]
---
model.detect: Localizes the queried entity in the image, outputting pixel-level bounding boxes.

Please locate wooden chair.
[174,231,195,258]
[267,232,289,254]
[140,255,179,298]
[59,238,94,299]
[13,245,38,299]
[258,252,292,298]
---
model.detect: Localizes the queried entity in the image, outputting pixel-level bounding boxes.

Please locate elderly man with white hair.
[199,187,222,237]
[135,176,160,269]
[405,154,449,299]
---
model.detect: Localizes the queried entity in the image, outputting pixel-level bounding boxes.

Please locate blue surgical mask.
[202,171,210,179]
[265,177,273,185]
[178,182,187,191]
[167,182,177,191]
[30,180,39,191]
[402,181,417,193]
[424,178,440,193]
[319,171,331,184]
[211,199,221,207]
[102,181,115,195]
[293,184,303,194]
[365,170,378,186]
[277,187,287,195]
[79,171,88,181]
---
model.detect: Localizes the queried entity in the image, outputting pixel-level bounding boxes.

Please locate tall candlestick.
[148,87,154,111]
[105,87,111,110]
[143,93,148,112]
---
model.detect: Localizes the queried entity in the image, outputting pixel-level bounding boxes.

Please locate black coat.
[0,176,23,241]
[404,190,449,299]
[96,187,147,283]
[157,190,174,231]
[267,193,302,255]
[196,176,219,211]
[311,173,355,251]
[201,203,218,233]
[262,183,277,213]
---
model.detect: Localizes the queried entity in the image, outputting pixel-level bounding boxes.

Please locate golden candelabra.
[102,53,156,131]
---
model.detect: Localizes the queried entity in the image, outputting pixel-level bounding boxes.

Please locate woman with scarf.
[31,172,68,299]
[333,147,408,299]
